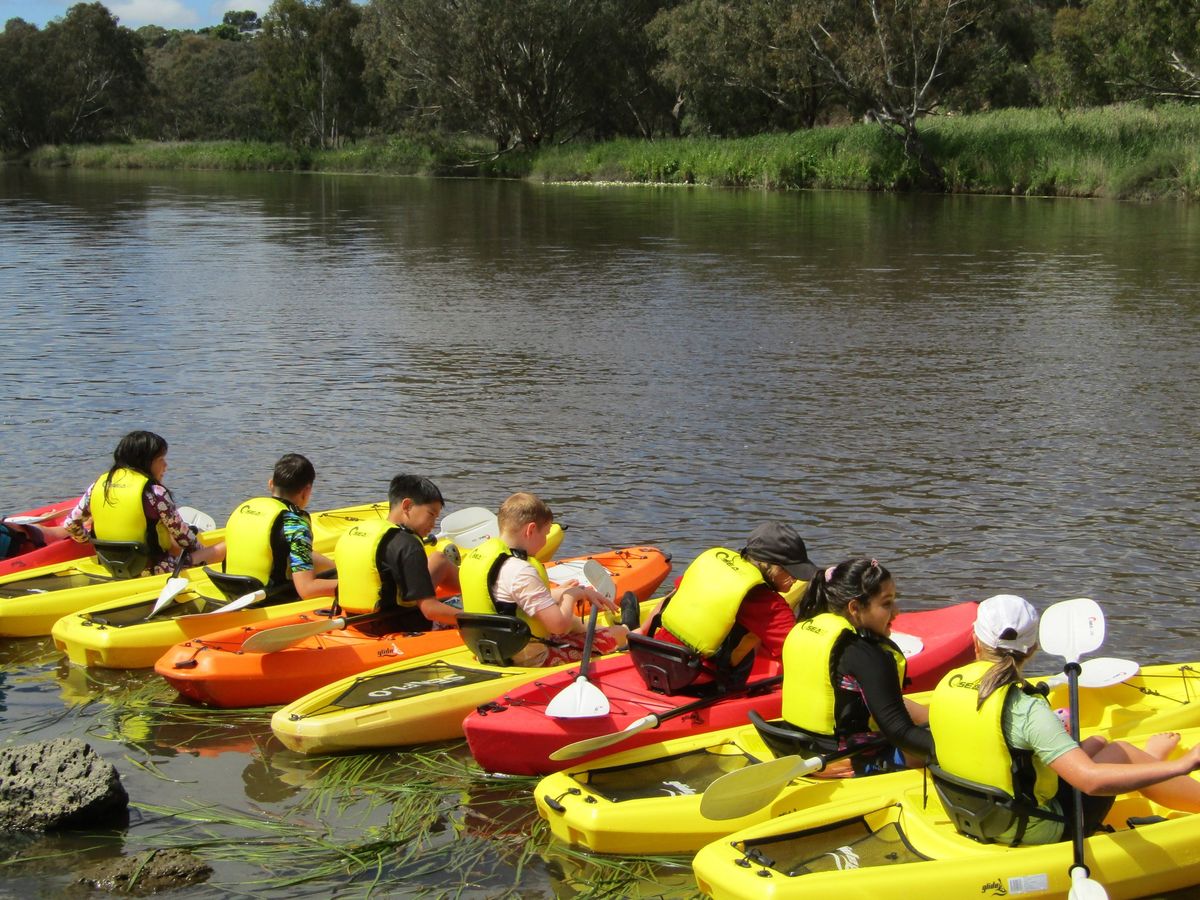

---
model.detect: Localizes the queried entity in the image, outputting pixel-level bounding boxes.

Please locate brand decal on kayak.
[333,662,504,708]
[981,873,1048,895]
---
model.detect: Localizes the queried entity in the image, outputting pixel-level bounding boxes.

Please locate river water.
[1,167,1198,896]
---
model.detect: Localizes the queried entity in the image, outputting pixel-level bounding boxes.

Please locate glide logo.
[240,504,262,516]
[348,525,370,538]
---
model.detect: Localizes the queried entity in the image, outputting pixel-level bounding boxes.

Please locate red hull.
[462,601,978,776]
[0,498,89,578]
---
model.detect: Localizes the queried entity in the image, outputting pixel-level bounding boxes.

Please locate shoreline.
[10,103,1200,202]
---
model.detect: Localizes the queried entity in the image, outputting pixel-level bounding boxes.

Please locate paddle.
[178,506,216,532]
[240,609,386,653]
[545,604,609,718]
[701,741,886,820]
[548,674,785,762]
[3,509,69,526]
[145,553,190,619]
[700,655,1141,822]
[436,507,498,550]
[1039,597,1108,900]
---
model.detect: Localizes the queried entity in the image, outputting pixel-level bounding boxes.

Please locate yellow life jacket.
[222,496,294,588]
[660,548,767,657]
[89,468,170,552]
[781,612,907,736]
[460,537,551,638]
[930,661,1058,808]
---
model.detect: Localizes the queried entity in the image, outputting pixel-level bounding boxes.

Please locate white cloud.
[108,0,200,28]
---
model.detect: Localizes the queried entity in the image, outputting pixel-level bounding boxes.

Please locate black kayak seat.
[456,612,531,666]
[203,567,265,601]
[747,709,831,759]
[626,631,706,694]
[91,540,151,580]
[928,762,1035,845]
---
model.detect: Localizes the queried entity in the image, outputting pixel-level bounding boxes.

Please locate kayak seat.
[626,632,706,694]
[203,567,265,602]
[928,763,1051,845]
[747,710,828,759]
[456,612,531,666]
[91,540,151,580]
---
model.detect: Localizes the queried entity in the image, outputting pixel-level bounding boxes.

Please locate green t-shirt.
[997,689,1080,844]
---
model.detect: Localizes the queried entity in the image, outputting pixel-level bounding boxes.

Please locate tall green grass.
[18,103,1200,200]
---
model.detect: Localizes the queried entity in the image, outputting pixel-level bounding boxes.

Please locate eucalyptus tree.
[0,3,145,150]
[800,0,997,186]
[145,33,268,140]
[649,0,833,134]
[1040,0,1200,103]
[259,0,367,148]
[358,0,668,150]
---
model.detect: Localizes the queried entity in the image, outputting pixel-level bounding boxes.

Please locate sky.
[2,0,268,29]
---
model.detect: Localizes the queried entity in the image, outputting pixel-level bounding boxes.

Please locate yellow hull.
[0,501,386,637]
[272,599,659,755]
[537,662,1200,855]
[694,727,1200,898]
[51,580,324,669]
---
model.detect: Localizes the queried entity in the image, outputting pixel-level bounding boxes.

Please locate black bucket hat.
[741,522,816,581]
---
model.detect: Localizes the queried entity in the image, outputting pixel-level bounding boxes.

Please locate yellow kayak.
[692,721,1200,899]
[51,522,563,671]
[271,549,671,755]
[0,502,387,637]
[536,662,1200,856]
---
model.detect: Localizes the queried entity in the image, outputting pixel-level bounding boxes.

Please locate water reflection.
[3,167,1200,895]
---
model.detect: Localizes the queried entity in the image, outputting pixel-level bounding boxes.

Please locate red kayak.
[0,498,89,577]
[462,601,978,777]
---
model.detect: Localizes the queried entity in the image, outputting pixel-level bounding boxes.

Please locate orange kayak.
[155,545,672,708]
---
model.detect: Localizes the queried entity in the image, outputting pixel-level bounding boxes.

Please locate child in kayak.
[646,522,815,687]
[214,452,334,601]
[332,474,462,628]
[929,593,1200,845]
[781,557,933,776]
[61,430,225,576]
[460,492,624,666]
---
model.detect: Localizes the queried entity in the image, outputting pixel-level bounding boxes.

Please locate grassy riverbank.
[22,104,1200,200]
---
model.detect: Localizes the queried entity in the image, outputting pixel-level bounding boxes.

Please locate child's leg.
[1095,737,1200,813]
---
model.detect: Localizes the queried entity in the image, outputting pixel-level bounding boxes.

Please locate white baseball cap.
[974,594,1039,654]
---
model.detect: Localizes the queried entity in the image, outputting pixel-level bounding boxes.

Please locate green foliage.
[0,4,146,151]
[259,0,367,148]
[144,34,269,141]
[356,0,671,150]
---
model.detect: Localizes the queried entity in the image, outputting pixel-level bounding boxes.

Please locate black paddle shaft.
[1065,661,1091,877]
[650,674,784,727]
[578,603,601,678]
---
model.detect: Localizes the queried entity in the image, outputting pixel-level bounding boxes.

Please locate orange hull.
[156,545,671,708]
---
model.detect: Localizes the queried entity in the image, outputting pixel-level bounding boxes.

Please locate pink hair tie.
[824,566,836,583]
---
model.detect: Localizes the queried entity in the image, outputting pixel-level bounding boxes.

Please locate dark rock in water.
[77,848,213,894]
[0,737,128,832]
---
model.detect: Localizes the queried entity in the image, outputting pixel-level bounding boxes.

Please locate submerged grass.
[21,103,1199,200]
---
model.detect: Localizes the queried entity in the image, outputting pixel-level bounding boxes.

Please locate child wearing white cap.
[929,594,1200,846]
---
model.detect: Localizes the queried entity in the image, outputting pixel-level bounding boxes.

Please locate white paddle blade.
[146,577,189,618]
[240,612,345,652]
[890,631,924,659]
[1042,657,1140,691]
[582,559,617,603]
[700,755,823,821]
[544,676,611,718]
[218,589,267,614]
[1068,865,1109,900]
[437,507,498,549]
[178,507,216,531]
[3,511,64,525]
[1039,597,1105,663]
